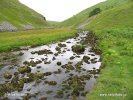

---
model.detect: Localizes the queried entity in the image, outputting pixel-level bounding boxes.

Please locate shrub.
[89,8,101,17]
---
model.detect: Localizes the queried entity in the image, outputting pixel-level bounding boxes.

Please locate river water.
[0,31,101,100]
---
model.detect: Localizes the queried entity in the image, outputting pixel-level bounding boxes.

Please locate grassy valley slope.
[60,0,133,100]
[0,0,48,31]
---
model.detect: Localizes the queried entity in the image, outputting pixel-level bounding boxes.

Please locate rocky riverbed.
[0,31,101,100]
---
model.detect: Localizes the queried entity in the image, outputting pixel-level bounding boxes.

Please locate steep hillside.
[59,0,132,29]
[0,0,48,31]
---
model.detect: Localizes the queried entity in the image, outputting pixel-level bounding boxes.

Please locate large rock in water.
[72,45,85,54]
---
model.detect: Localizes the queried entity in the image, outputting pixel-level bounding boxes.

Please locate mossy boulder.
[72,45,85,54]
[18,66,31,74]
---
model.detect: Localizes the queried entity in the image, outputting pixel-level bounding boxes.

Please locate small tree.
[89,8,101,17]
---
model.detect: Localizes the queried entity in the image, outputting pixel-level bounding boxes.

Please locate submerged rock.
[3,72,12,79]
[53,69,62,74]
[55,90,64,98]
[46,90,53,94]
[39,97,47,100]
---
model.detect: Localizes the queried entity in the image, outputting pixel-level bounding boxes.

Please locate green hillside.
[59,0,132,29]
[60,0,133,100]
[0,0,48,31]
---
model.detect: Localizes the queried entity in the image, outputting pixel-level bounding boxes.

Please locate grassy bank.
[58,0,133,99]
[0,28,77,52]
[86,28,133,100]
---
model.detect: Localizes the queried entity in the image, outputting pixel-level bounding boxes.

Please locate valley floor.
[0,27,133,100]
[0,28,77,52]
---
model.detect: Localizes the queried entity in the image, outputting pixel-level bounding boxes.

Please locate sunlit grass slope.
[0,0,48,28]
[0,28,77,52]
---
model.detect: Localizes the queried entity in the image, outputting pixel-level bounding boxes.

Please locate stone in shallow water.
[83,56,90,64]
[70,56,75,60]
[44,72,52,76]
[52,57,56,60]
[55,46,61,52]
[72,44,85,54]
[55,90,64,98]
[44,80,57,85]
[46,90,53,94]
[23,60,42,67]
[18,52,24,56]
[3,72,12,79]
[58,43,66,47]
[39,96,47,100]
[53,69,62,74]
[57,61,62,66]
[18,66,31,74]
[61,64,75,70]
[31,49,53,55]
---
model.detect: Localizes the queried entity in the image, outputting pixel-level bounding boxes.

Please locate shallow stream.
[0,31,101,100]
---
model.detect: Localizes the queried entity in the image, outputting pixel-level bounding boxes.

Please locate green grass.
[85,1,133,99]
[59,0,133,99]
[59,0,132,28]
[0,28,77,52]
[86,28,133,100]
[0,0,48,28]
[48,21,60,27]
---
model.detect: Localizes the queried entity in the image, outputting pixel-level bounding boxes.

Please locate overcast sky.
[19,0,106,21]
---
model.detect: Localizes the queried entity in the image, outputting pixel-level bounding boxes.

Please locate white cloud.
[19,0,106,21]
